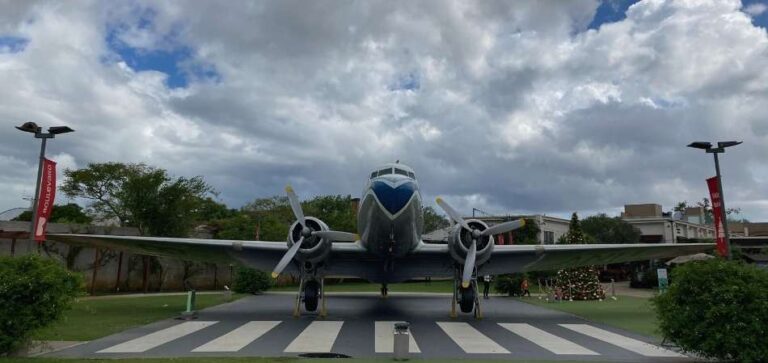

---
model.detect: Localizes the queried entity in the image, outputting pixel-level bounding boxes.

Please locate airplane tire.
[304,280,319,312]
[459,286,475,313]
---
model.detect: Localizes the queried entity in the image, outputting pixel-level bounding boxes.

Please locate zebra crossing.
[89,319,685,359]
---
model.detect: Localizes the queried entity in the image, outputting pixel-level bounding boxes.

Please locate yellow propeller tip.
[271,272,279,279]
[461,282,470,288]
[436,197,443,203]
[520,218,526,227]
[285,185,293,193]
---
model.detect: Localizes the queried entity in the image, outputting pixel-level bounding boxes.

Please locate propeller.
[271,185,359,278]
[435,197,526,288]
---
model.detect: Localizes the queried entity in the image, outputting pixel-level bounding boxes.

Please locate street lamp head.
[687,141,712,150]
[48,126,75,135]
[717,141,742,149]
[15,122,41,134]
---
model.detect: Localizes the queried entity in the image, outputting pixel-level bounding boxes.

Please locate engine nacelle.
[448,219,494,266]
[287,216,332,265]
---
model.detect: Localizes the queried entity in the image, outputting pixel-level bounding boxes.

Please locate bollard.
[180,290,198,320]
[393,322,410,361]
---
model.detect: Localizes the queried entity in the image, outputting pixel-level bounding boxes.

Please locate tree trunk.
[114,251,124,292]
[89,249,101,295]
[142,256,149,293]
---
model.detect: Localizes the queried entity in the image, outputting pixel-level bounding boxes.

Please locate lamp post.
[687,141,742,259]
[15,122,75,240]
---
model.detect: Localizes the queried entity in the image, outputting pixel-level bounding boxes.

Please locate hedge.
[232,267,272,294]
[652,259,768,362]
[0,255,82,354]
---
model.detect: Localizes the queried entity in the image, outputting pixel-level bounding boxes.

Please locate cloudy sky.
[1,0,767,222]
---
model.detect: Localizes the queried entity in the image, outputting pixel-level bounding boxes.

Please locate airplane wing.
[46,233,362,275]
[397,242,716,278]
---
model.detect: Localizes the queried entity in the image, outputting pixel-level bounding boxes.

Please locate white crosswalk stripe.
[499,323,598,355]
[374,321,421,353]
[192,321,281,352]
[98,321,217,353]
[560,324,685,357]
[436,322,509,354]
[284,321,344,353]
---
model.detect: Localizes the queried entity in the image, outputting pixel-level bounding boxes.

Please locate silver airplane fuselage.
[357,163,424,263]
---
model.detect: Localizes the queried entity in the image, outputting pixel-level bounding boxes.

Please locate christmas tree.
[555,212,606,301]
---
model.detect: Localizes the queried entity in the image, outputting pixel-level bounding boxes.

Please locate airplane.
[48,162,714,318]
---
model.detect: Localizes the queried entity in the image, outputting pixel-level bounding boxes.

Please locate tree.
[423,206,449,233]
[581,214,641,244]
[61,163,213,236]
[554,212,605,300]
[510,218,541,245]
[673,199,743,225]
[13,203,92,224]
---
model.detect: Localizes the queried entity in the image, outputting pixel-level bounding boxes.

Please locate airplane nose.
[371,180,416,215]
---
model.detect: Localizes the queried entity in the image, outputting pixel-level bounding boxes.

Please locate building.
[423,203,717,245]
[621,204,715,243]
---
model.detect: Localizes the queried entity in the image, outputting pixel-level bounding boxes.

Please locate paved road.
[49,293,688,362]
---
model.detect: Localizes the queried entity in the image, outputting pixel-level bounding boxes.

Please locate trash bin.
[393,322,410,360]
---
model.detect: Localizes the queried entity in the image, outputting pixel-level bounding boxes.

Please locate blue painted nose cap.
[372,181,416,215]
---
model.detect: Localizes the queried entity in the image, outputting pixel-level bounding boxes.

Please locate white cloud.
[744,3,767,16]
[1,0,767,223]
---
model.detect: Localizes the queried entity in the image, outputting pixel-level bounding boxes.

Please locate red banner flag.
[33,158,56,242]
[706,176,727,256]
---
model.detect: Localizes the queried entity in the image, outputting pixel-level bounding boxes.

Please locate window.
[377,168,392,176]
[370,172,377,179]
[544,231,555,244]
[407,171,415,179]
[394,168,408,176]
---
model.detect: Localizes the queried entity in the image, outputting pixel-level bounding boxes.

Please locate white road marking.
[284,321,343,353]
[499,323,598,355]
[192,321,281,352]
[374,321,421,353]
[98,321,217,353]
[560,324,685,357]
[436,322,509,354]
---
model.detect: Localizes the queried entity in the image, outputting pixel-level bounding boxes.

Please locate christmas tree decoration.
[555,212,606,301]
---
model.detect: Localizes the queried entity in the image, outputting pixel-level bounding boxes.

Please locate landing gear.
[293,273,327,318]
[451,267,482,319]
[458,286,475,313]
[380,283,389,298]
[304,280,319,312]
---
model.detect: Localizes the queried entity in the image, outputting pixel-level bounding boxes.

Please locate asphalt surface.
[49,293,690,362]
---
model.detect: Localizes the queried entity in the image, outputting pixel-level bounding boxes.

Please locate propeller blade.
[312,230,359,242]
[285,185,306,228]
[272,237,303,278]
[436,197,471,231]
[461,239,477,288]
[482,218,526,236]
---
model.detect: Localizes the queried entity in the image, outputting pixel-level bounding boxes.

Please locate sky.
[1,0,767,222]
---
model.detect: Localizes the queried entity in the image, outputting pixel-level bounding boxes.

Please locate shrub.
[0,255,83,355]
[494,274,525,296]
[652,259,768,362]
[232,267,272,294]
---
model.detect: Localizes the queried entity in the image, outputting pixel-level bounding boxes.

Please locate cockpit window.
[394,168,408,176]
[370,172,377,179]
[407,171,415,179]
[377,168,392,176]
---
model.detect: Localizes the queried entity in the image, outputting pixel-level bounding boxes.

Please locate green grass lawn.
[35,294,243,341]
[516,295,660,339]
